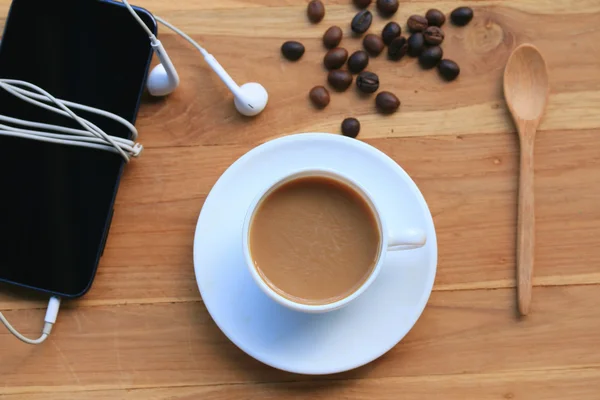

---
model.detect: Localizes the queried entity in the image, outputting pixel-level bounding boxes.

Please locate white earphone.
[122,0,268,117]
[0,2,269,165]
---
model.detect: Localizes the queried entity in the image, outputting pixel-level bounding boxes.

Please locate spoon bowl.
[504,44,550,124]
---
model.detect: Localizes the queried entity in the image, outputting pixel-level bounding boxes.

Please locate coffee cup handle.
[387,228,427,251]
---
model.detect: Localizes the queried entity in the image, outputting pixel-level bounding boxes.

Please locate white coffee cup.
[242,168,426,314]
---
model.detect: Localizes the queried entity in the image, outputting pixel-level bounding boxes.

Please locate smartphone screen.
[0,0,156,297]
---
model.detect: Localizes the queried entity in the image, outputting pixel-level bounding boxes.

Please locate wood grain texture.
[2,286,600,394]
[1,0,600,398]
[4,368,600,400]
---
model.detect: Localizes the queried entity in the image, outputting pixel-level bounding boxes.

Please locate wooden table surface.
[2,0,600,398]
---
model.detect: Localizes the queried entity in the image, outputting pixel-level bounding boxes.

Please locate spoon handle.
[517,134,535,316]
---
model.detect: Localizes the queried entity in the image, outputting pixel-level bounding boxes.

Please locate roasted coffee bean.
[363,34,385,56]
[419,45,443,69]
[356,71,379,93]
[281,41,305,61]
[351,10,373,34]
[353,0,372,9]
[307,0,325,23]
[438,59,460,81]
[425,9,446,27]
[323,47,349,70]
[328,70,354,91]
[347,50,369,73]
[323,26,343,49]
[376,0,399,17]
[423,26,445,45]
[309,86,331,108]
[375,91,400,114]
[341,118,361,138]
[407,15,428,32]
[388,36,408,61]
[450,7,473,26]
[381,22,401,45]
[407,32,425,57]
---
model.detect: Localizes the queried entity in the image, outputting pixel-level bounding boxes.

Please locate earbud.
[147,39,180,96]
[203,54,268,116]
[146,47,268,116]
[147,64,174,96]
[233,82,269,117]
[132,10,268,115]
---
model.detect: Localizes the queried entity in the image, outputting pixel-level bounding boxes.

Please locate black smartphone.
[0,0,156,297]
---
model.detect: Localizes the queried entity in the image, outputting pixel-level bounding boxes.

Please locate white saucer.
[193,133,437,375]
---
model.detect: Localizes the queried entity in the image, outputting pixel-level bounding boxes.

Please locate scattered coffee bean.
[324,47,349,70]
[381,22,401,45]
[341,118,361,138]
[419,45,443,69]
[407,32,425,57]
[388,36,408,61]
[347,50,369,74]
[351,10,373,34]
[307,0,325,23]
[376,0,399,17]
[309,86,331,108]
[323,26,343,49]
[281,41,305,61]
[376,91,400,114]
[438,59,460,81]
[363,34,385,56]
[423,26,445,45]
[450,6,473,26]
[328,70,354,91]
[407,15,428,32]
[425,9,446,27]
[297,2,460,114]
[353,0,372,9]
[356,71,379,93]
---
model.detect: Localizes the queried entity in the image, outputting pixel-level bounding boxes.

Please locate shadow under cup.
[242,169,390,314]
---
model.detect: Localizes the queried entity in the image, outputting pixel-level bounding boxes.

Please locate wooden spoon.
[503,44,549,316]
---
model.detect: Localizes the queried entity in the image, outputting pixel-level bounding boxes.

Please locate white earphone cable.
[0,123,139,153]
[0,80,133,159]
[0,296,61,345]
[0,79,142,161]
[153,16,209,58]
[121,0,155,38]
[6,84,138,140]
[0,119,136,147]
[121,0,209,57]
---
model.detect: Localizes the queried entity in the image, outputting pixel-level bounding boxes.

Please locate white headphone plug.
[131,143,144,157]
